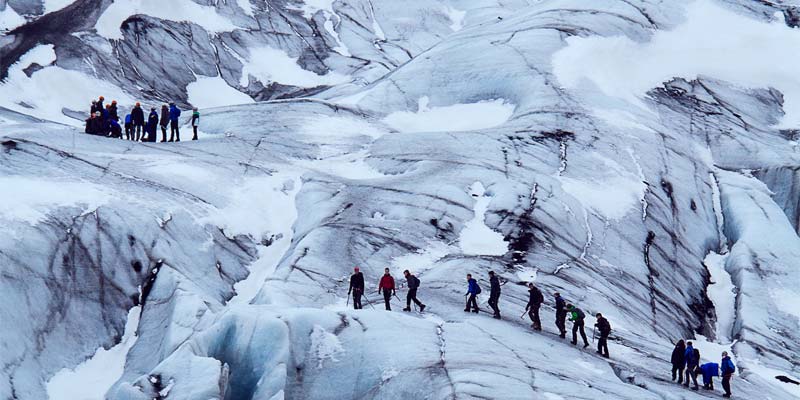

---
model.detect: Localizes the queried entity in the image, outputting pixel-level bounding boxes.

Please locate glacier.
[1,0,800,399]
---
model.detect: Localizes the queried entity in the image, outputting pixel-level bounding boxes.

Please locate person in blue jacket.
[684,342,699,390]
[124,113,133,140]
[721,351,735,398]
[699,362,719,390]
[464,274,480,313]
[168,102,181,142]
[108,118,122,138]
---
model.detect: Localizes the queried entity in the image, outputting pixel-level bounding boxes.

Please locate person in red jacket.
[378,268,396,311]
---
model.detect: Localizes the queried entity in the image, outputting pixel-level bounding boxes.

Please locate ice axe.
[520,309,528,319]
[346,292,350,307]
[592,326,596,344]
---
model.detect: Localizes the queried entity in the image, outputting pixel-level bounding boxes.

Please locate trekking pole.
[362,293,377,310]
[346,293,350,307]
[592,326,596,343]
[520,309,528,319]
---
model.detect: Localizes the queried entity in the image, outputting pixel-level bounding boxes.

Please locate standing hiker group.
[671,340,737,397]
[345,266,738,397]
[84,96,201,142]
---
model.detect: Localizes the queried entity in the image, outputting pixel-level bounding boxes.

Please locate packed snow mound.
[2,1,800,400]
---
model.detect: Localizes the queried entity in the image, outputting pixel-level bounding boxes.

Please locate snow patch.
[186,75,253,109]
[201,174,300,241]
[443,6,466,31]
[703,251,735,343]
[0,44,133,124]
[383,97,515,133]
[240,47,350,88]
[392,241,453,274]
[560,153,646,220]
[309,325,345,368]
[552,0,800,128]
[95,0,239,40]
[0,3,25,31]
[46,306,141,400]
[458,182,509,256]
[516,267,538,282]
[0,176,114,225]
[236,0,255,17]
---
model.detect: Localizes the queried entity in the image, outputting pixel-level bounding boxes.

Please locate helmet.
[136,102,141,106]
[99,96,104,100]
[354,267,360,271]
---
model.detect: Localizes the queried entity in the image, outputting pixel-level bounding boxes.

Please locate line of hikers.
[84,96,200,142]
[671,340,737,397]
[348,267,738,397]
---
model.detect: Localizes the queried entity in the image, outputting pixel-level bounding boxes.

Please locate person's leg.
[722,376,731,396]
[354,290,361,309]
[532,306,541,330]
[406,289,413,309]
[161,125,167,142]
[412,290,423,307]
[383,290,391,310]
[469,294,478,312]
[193,125,198,140]
[557,312,566,336]
[672,365,677,381]
[572,323,579,344]
[685,368,691,386]
[579,321,588,346]
[677,367,684,384]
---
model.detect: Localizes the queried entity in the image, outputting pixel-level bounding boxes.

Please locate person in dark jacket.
[168,102,181,142]
[720,351,735,398]
[108,118,122,138]
[526,283,544,329]
[109,100,118,121]
[90,100,98,115]
[403,270,425,312]
[567,304,589,348]
[131,102,145,141]
[671,340,686,383]
[464,274,480,313]
[191,107,200,140]
[145,107,159,142]
[124,113,133,140]
[377,268,395,311]
[87,111,104,135]
[554,292,567,338]
[96,96,104,112]
[348,267,364,310]
[594,313,611,358]
[85,113,96,134]
[684,343,700,390]
[159,104,169,142]
[487,271,501,319]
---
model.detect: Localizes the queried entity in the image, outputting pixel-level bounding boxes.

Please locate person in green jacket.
[567,304,589,348]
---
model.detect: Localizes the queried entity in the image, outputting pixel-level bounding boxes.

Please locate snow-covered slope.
[2,0,800,399]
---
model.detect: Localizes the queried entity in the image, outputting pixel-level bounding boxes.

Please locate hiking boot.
[571,341,577,345]
[583,343,590,348]
[559,333,566,339]
[471,309,479,313]
[493,315,501,319]
[722,394,731,398]
[419,304,426,312]
[464,308,471,312]
[403,307,411,312]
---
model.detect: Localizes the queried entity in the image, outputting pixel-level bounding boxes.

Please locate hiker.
[191,107,200,140]
[525,283,543,329]
[699,362,719,390]
[108,118,122,138]
[88,112,104,135]
[348,267,364,310]
[488,271,501,319]
[109,100,119,121]
[124,113,133,140]
[721,351,736,397]
[721,351,735,398]
[97,96,104,111]
[168,102,181,142]
[90,100,98,115]
[594,313,611,358]
[377,268,395,311]
[403,270,425,312]
[145,107,159,142]
[85,113,96,134]
[159,104,169,142]
[131,102,145,141]
[464,273,480,313]
[567,304,589,347]
[684,343,700,390]
[554,292,567,338]
[671,339,686,383]
[102,104,112,134]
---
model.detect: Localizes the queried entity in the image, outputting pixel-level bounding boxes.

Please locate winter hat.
[354,267,359,271]
[136,102,141,106]
[112,100,117,104]
[193,107,198,111]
